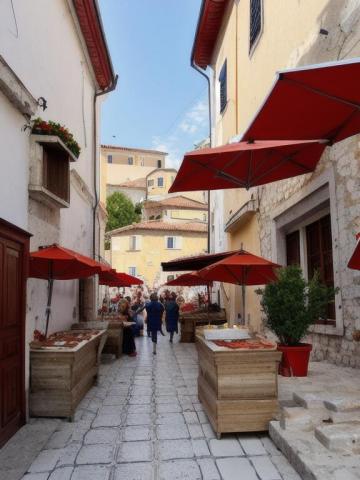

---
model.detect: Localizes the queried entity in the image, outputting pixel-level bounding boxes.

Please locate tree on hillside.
[106,192,140,232]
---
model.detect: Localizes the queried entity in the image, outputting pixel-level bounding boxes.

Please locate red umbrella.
[29,244,103,336]
[198,250,280,322]
[100,271,143,287]
[169,139,327,193]
[243,59,360,144]
[165,271,211,287]
[348,233,360,270]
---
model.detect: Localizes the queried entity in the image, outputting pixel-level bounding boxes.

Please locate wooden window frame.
[42,147,70,204]
[219,60,227,114]
[249,0,263,55]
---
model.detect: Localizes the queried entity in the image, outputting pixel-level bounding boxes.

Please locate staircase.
[269,390,360,479]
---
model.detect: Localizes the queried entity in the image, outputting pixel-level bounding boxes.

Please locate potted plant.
[256,265,336,377]
[31,117,81,158]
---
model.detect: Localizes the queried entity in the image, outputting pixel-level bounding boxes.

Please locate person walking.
[145,292,164,355]
[165,292,180,343]
[118,299,137,357]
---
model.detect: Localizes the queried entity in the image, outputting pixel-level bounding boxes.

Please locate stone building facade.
[191,0,360,366]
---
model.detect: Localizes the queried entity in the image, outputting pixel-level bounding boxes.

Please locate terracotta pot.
[277,343,312,377]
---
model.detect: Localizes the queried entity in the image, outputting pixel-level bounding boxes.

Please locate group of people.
[116,289,180,356]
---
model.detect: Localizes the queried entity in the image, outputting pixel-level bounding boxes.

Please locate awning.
[161,250,238,272]
[348,233,360,270]
[169,139,327,193]
[243,58,360,144]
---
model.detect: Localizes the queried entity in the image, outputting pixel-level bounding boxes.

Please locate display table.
[180,309,226,343]
[196,333,281,438]
[30,329,106,420]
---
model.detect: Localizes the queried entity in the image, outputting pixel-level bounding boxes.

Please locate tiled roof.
[109,221,208,236]
[115,178,147,189]
[144,196,208,211]
[101,144,168,155]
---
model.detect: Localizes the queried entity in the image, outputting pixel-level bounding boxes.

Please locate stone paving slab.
[10,335,298,480]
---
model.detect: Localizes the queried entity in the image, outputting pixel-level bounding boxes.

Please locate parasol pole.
[45,262,54,338]
[241,284,246,326]
[207,282,211,325]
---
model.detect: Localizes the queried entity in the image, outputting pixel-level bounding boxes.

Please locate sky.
[98,0,208,169]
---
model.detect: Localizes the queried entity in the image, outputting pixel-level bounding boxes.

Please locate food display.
[212,338,276,350]
[30,329,101,350]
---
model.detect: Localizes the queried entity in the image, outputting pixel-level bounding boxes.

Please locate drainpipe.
[191,61,212,254]
[92,75,118,259]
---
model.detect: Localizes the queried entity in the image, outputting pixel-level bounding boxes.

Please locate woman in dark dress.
[145,293,164,355]
[165,292,180,343]
[119,299,137,357]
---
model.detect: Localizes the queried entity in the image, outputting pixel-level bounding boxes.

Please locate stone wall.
[257,0,360,367]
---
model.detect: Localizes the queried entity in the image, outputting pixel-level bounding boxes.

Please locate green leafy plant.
[32,117,81,158]
[256,265,337,346]
[106,192,140,232]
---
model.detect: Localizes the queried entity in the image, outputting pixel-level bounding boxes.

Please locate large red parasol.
[348,233,360,270]
[29,244,103,336]
[100,271,143,287]
[165,271,211,287]
[169,139,327,193]
[198,250,280,322]
[243,58,360,144]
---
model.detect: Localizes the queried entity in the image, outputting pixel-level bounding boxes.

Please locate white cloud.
[152,96,209,170]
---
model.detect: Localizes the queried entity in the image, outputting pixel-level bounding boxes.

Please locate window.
[167,275,175,282]
[129,266,137,276]
[157,160,162,168]
[128,156,134,165]
[249,0,262,52]
[129,235,141,251]
[166,236,182,249]
[140,157,145,166]
[219,60,227,114]
[286,231,300,266]
[43,147,70,203]
[167,237,175,249]
[157,177,164,187]
[107,155,113,164]
[147,179,154,187]
[306,214,335,324]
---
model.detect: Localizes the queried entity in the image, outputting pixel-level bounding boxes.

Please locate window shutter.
[219,60,227,113]
[176,236,182,249]
[136,235,142,250]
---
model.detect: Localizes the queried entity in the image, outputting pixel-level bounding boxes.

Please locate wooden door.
[0,219,30,448]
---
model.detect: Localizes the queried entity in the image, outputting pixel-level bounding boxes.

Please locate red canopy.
[165,271,211,287]
[243,59,360,144]
[348,233,360,270]
[169,139,327,193]
[198,250,280,286]
[29,244,102,280]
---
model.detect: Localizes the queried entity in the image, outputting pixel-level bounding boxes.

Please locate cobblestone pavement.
[22,335,301,480]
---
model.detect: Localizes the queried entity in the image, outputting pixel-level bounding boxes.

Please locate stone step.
[324,395,360,413]
[280,405,329,431]
[293,391,328,409]
[270,420,360,480]
[315,423,360,454]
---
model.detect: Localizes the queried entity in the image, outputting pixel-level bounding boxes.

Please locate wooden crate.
[180,310,226,343]
[30,330,106,420]
[196,334,281,437]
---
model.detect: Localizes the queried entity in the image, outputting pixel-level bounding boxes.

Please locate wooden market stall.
[30,329,106,420]
[180,309,226,343]
[196,331,281,438]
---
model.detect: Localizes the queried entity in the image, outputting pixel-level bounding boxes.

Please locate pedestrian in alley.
[131,291,146,337]
[165,291,180,343]
[118,299,137,357]
[145,292,164,355]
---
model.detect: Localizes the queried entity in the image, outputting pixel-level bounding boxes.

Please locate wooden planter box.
[196,334,281,438]
[180,310,226,343]
[30,330,106,420]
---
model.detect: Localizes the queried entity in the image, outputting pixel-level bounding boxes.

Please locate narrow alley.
[20,336,299,480]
